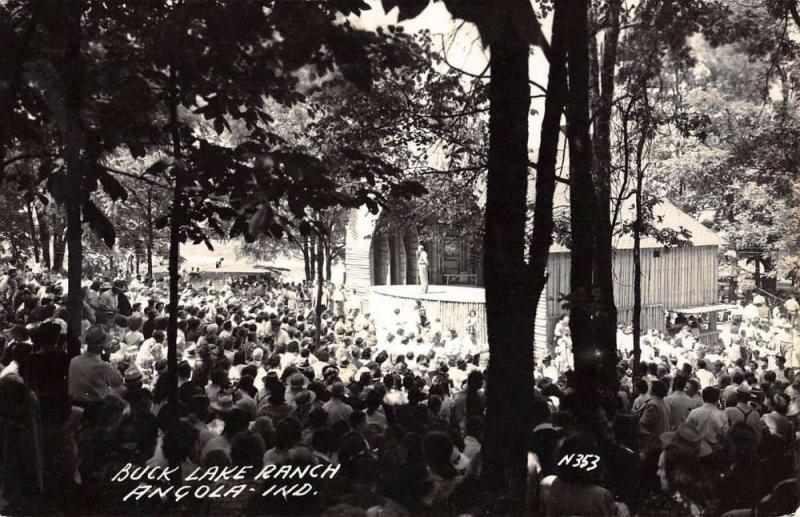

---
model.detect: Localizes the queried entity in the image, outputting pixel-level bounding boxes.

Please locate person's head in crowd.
[274,416,303,452]
[657,444,712,507]
[251,417,276,450]
[31,322,61,351]
[736,382,752,404]
[686,379,700,398]
[702,386,720,405]
[231,430,265,470]
[163,418,197,466]
[650,380,667,398]
[671,374,687,393]
[634,379,649,398]
[422,431,458,480]
[85,325,108,354]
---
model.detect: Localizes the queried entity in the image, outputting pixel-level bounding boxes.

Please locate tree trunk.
[64,0,83,352]
[590,0,621,391]
[302,235,311,282]
[566,0,599,400]
[52,233,65,272]
[622,104,641,375]
[26,202,41,263]
[314,237,324,348]
[633,136,644,379]
[166,42,182,486]
[481,19,534,512]
[528,0,569,367]
[755,255,762,289]
[309,235,317,279]
[147,187,154,280]
[324,236,332,282]
[39,207,51,269]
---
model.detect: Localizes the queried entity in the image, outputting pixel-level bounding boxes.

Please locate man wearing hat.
[285,371,309,407]
[97,280,125,325]
[323,382,353,425]
[68,325,123,404]
[123,365,144,401]
[660,422,714,458]
[724,382,765,440]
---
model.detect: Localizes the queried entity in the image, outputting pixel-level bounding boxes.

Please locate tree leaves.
[82,198,116,248]
[381,0,429,21]
[96,168,128,202]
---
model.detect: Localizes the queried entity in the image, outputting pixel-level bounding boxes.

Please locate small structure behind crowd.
[151,240,292,285]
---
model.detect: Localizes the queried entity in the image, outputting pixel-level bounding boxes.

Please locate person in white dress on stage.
[417,244,429,294]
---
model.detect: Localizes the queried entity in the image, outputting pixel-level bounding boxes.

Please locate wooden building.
[344,206,482,296]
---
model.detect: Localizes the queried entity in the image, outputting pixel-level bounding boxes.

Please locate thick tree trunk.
[64,0,83,352]
[26,202,41,263]
[481,20,534,511]
[591,0,621,391]
[566,0,599,400]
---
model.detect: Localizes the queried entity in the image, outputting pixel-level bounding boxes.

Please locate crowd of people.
[0,263,799,516]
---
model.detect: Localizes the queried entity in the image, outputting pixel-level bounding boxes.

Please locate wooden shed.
[533,199,725,359]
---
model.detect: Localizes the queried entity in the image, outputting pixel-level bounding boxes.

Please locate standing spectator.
[638,380,670,453]
[68,326,123,404]
[322,382,352,425]
[724,382,765,441]
[686,386,728,449]
[665,374,699,430]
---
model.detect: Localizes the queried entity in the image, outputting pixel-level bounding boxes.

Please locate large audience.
[0,263,799,516]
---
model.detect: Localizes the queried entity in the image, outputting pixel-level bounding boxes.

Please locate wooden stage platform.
[368,285,488,344]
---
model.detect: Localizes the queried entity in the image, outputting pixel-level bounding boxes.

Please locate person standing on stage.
[417,244,429,294]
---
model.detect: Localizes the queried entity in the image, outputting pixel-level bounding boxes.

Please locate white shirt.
[687,402,728,446]
[696,368,715,389]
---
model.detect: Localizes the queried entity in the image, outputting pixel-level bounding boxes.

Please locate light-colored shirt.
[322,398,353,425]
[665,390,701,430]
[687,402,728,446]
[695,369,715,389]
[68,352,123,402]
